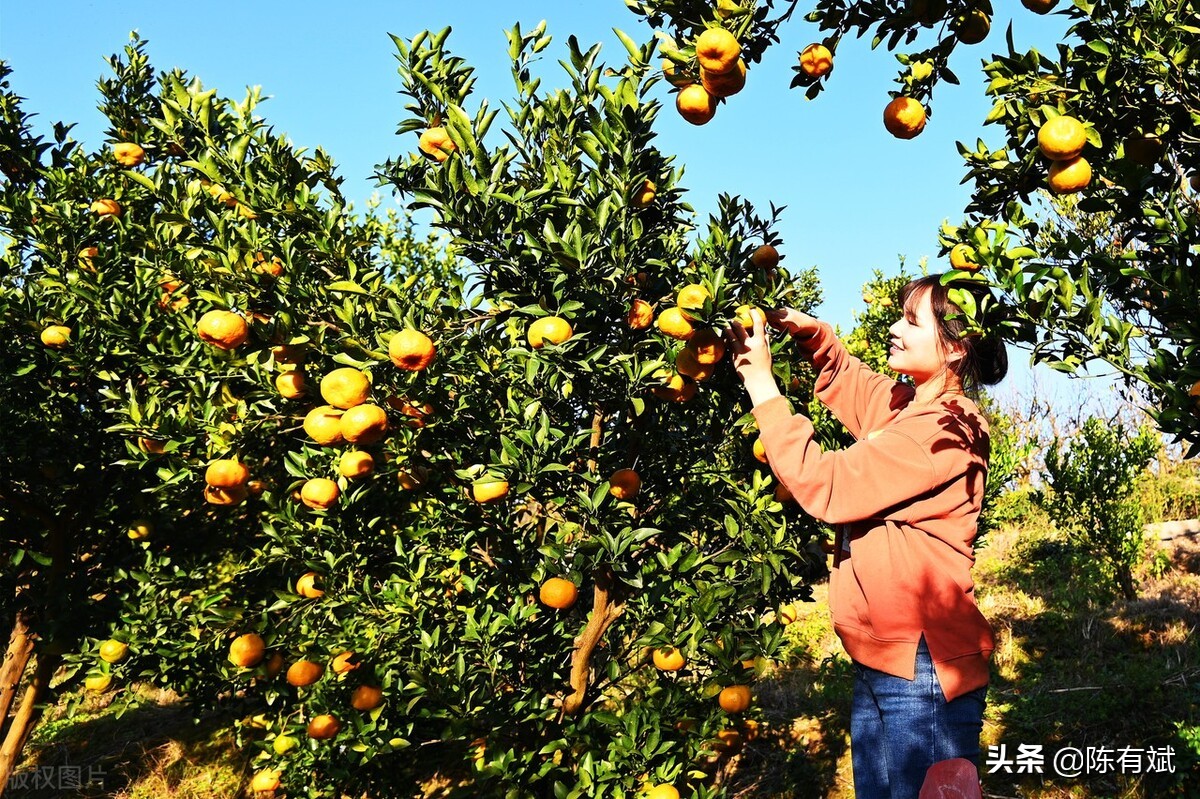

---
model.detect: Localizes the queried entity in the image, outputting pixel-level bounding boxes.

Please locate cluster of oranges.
[1037,115,1093,194]
[666,27,745,126]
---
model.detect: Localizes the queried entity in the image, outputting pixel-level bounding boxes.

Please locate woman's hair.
[897,274,1008,396]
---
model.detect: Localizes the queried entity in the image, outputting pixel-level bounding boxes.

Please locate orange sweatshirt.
[752,321,994,702]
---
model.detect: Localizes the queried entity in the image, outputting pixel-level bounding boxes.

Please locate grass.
[14,500,1200,798]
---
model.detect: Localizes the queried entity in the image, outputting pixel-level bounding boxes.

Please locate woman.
[727,274,1008,799]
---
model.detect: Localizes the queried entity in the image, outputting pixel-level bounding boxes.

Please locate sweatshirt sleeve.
[752,395,955,525]
[798,321,908,439]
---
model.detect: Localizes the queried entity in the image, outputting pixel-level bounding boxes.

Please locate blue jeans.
[850,636,987,799]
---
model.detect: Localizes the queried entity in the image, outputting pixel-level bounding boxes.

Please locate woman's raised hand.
[765,308,821,339]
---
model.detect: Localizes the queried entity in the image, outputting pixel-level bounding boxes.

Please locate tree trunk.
[0,616,33,729]
[0,649,59,796]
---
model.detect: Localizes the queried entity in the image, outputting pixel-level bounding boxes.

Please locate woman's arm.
[768,309,906,439]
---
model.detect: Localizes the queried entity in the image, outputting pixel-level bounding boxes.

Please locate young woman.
[727,274,1008,799]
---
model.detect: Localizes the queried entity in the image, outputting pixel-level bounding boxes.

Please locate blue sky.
[1,1,1130,422]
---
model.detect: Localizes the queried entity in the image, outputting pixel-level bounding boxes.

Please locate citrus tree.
[0,25,856,798]
[621,0,1200,458]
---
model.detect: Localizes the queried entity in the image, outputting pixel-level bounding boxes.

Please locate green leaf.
[327,281,368,294]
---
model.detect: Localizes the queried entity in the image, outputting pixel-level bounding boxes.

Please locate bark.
[0,650,59,796]
[563,571,624,715]
[0,616,33,730]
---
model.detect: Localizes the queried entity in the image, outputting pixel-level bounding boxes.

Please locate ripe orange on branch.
[688,329,726,364]
[206,459,250,489]
[307,714,341,739]
[228,633,266,668]
[751,244,780,270]
[718,684,753,713]
[296,571,325,598]
[389,328,436,371]
[351,684,384,711]
[112,142,145,167]
[627,299,654,330]
[275,371,306,399]
[883,97,927,139]
[1048,156,1092,194]
[527,316,573,348]
[301,478,340,509]
[286,659,324,687]
[197,310,249,350]
[695,28,741,74]
[90,198,122,217]
[40,325,71,349]
[652,647,686,671]
[676,347,715,382]
[701,58,747,98]
[340,403,389,444]
[676,84,717,126]
[473,479,510,503]
[609,468,642,500]
[321,367,370,409]
[331,651,361,674]
[250,769,281,793]
[799,44,833,78]
[539,577,578,609]
[339,450,375,478]
[1037,116,1087,161]
[418,126,457,162]
[304,405,346,446]
[949,243,980,272]
[955,10,991,44]
[631,179,657,207]
[99,639,129,663]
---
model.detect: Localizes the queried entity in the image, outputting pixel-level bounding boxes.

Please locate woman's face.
[886,287,961,384]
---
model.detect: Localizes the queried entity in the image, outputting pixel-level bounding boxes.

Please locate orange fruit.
[40,325,71,349]
[695,28,741,74]
[418,126,457,162]
[296,571,325,598]
[339,450,375,478]
[657,307,695,340]
[884,96,927,139]
[250,769,281,793]
[675,347,715,382]
[204,484,247,506]
[1021,0,1058,11]
[388,396,434,427]
[677,284,710,314]
[799,43,833,78]
[646,786,681,799]
[397,469,426,490]
[286,659,324,687]
[127,519,153,540]
[609,468,642,500]
[751,244,780,269]
[137,436,167,455]
[229,633,266,668]
[77,246,99,270]
[331,651,361,674]
[304,405,346,446]
[527,316,573,348]
[300,478,340,510]
[777,603,800,625]
[627,299,654,330]
[688,329,726,364]
[539,577,578,609]
[196,310,249,350]
[307,713,341,739]
[206,459,250,489]
[473,480,510,503]
[1048,156,1092,194]
[753,437,768,463]
[718,684,752,713]
[271,344,306,365]
[631,179,657,207]
[99,639,128,663]
[389,328,437,371]
[90,198,122,217]
[112,142,145,167]
[652,647,686,671]
[712,728,743,752]
[652,371,697,402]
[320,367,371,409]
[734,304,758,330]
[949,243,979,272]
[275,371,306,399]
[351,684,384,711]
[1037,116,1086,161]
[235,202,258,220]
[85,674,113,693]
[676,84,717,126]
[955,10,991,44]
[254,252,285,277]
[701,58,747,98]
[340,403,389,445]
